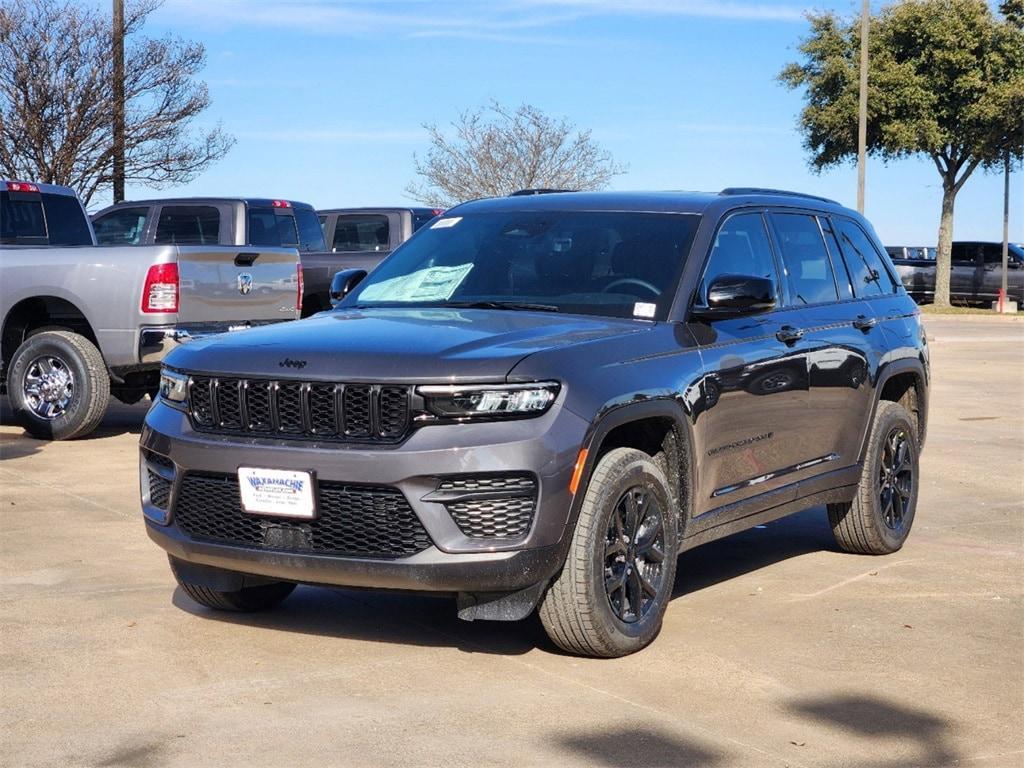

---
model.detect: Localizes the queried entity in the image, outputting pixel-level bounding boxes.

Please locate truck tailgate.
[176,246,299,323]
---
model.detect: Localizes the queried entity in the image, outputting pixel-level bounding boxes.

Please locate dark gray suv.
[140,189,929,657]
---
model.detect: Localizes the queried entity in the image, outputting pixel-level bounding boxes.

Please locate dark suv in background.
[141,189,928,657]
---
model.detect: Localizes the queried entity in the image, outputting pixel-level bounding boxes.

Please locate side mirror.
[329,269,367,307]
[691,274,775,320]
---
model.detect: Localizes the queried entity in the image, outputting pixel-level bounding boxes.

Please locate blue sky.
[127,0,1022,244]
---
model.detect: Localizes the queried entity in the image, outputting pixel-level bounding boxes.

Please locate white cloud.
[159,0,809,41]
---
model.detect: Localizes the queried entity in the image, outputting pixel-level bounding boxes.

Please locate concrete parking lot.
[1,315,1021,768]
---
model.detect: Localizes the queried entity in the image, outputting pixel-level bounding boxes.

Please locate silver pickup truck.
[92,196,388,317]
[1,181,300,440]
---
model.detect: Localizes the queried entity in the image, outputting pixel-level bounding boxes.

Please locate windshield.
[342,211,700,320]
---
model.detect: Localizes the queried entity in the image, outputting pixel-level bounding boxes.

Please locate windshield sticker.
[633,302,657,319]
[430,216,462,229]
[359,263,474,303]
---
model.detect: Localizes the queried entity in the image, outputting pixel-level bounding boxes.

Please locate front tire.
[169,557,295,612]
[7,330,110,440]
[828,401,919,555]
[539,448,679,657]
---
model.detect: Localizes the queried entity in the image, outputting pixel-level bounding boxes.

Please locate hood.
[165,308,647,382]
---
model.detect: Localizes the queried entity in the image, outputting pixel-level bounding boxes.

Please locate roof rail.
[508,188,575,196]
[719,187,841,206]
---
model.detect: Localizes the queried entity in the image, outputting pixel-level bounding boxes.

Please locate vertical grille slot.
[343,385,372,437]
[215,378,243,429]
[309,384,339,436]
[189,377,214,426]
[378,386,410,438]
[275,382,305,434]
[244,381,273,432]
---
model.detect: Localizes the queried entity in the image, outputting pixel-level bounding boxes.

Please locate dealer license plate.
[238,467,316,519]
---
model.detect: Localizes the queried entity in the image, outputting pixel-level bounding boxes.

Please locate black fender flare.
[566,397,697,541]
[858,356,929,461]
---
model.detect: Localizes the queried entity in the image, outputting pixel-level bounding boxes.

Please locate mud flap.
[456,580,547,622]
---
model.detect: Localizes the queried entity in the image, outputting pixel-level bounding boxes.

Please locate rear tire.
[539,448,678,657]
[169,557,295,612]
[7,330,110,440]
[828,401,919,555]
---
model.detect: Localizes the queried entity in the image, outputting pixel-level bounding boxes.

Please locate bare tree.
[406,102,626,208]
[0,0,233,206]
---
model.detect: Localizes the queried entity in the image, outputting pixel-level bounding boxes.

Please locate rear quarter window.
[833,218,897,296]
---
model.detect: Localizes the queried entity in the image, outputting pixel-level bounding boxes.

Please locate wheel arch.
[571,398,696,542]
[2,296,102,381]
[863,359,928,459]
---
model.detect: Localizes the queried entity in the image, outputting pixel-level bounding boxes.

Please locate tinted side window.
[698,212,777,303]
[951,243,978,265]
[41,194,93,245]
[247,209,279,246]
[412,210,439,231]
[93,207,150,245]
[0,192,46,241]
[982,244,1005,264]
[770,213,839,305]
[154,205,220,245]
[294,208,326,252]
[333,215,390,252]
[276,213,298,247]
[833,219,896,296]
[820,217,854,299]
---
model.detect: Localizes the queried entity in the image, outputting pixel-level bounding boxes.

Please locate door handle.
[776,325,804,344]
[234,252,259,267]
[852,315,877,332]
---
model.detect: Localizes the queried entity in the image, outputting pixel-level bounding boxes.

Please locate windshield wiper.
[445,300,560,313]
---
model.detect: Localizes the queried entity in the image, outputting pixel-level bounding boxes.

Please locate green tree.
[780,0,1024,306]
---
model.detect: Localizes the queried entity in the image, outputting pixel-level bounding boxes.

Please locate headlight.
[418,382,560,419]
[158,369,189,405]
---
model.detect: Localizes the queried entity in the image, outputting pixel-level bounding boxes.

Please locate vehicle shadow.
[786,693,960,768]
[555,725,724,767]
[673,507,837,598]
[172,508,837,656]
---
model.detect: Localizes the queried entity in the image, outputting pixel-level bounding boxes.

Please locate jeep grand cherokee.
[140,189,928,657]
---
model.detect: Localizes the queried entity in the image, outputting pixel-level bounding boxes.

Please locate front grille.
[187,376,410,442]
[173,473,432,558]
[438,473,538,539]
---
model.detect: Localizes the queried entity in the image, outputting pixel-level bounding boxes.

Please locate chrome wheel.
[879,427,913,531]
[22,355,75,420]
[604,485,666,624]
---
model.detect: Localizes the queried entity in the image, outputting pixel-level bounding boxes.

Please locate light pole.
[857,0,869,214]
[997,150,1011,313]
[112,0,125,203]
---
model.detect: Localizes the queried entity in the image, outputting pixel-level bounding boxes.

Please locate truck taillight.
[272,199,292,208]
[296,262,304,315]
[141,263,179,313]
[6,181,40,193]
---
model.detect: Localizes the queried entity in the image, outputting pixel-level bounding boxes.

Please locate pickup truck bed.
[2,180,301,439]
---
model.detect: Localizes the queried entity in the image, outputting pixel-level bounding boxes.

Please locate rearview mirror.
[691,274,775,320]
[330,269,368,307]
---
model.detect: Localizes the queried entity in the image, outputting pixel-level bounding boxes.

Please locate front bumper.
[139,396,588,593]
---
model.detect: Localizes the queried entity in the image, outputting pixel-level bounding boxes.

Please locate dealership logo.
[278,358,307,370]
[237,272,253,295]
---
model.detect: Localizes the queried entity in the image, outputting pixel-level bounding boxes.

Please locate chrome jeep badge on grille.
[237,272,253,295]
